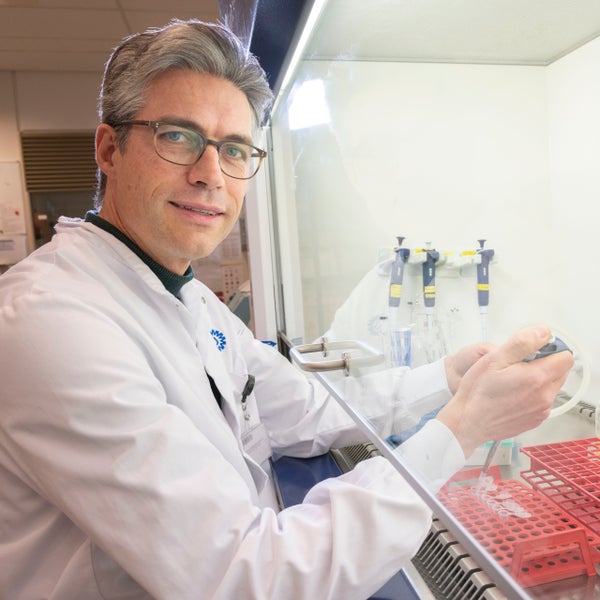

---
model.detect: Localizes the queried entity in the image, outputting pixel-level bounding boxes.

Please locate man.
[0,19,571,599]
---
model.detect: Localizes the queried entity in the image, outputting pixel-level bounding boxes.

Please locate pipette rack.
[521,438,600,537]
[438,463,600,588]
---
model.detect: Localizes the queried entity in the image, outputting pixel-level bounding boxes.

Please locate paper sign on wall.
[0,162,27,236]
[0,234,27,265]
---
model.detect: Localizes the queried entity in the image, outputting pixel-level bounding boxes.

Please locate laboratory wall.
[547,37,600,406]
[0,72,29,265]
[282,37,600,402]
[0,70,100,260]
[0,72,21,162]
[289,60,550,343]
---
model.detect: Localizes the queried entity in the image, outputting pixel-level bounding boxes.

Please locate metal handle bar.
[289,338,384,376]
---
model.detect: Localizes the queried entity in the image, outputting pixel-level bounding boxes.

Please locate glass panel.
[268,1,600,597]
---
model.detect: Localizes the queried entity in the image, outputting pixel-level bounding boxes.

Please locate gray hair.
[94,19,273,207]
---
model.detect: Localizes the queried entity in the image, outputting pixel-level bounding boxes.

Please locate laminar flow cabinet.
[250,1,600,598]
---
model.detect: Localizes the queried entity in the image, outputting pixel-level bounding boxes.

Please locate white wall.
[547,37,600,404]
[284,60,551,343]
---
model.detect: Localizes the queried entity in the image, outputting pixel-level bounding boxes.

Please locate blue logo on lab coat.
[211,329,227,351]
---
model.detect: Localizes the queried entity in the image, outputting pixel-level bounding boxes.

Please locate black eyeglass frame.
[116,120,267,180]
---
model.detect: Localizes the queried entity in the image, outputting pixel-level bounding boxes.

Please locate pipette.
[479,336,571,481]
[476,239,494,341]
[388,236,409,311]
[422,244,439,333]
[388,236,410,366]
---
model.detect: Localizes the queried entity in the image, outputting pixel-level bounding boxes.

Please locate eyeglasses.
[117,120,267,180]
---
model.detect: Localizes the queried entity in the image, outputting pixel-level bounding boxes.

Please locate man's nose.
[187,144,225,188]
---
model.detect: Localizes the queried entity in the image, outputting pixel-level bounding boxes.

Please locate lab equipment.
[440,464,598,588]
[522,336,570,361]
[476,239,494,340]
[388,236,411,366]
[479,336,571,480]
[388,236,409,310]
[420,244,439,333]
[290,338,384,376]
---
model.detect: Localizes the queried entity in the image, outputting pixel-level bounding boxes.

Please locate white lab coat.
[0,218,464,600]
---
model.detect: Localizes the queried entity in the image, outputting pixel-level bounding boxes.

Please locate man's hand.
[437,326,573,458]
[444,342,495,394]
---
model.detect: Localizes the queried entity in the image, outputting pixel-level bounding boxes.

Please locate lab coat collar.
[84,211,194,297]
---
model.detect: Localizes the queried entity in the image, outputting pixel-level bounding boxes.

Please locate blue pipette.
[476,239,494,340]
[422,244,439,332]
[388,236,410,309]
[389,236,410,366]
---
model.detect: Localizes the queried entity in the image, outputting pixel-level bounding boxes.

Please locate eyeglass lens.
[154,123,261,179]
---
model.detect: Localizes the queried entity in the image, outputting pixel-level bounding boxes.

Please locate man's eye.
[160,130,193,144]
[222,144,247,161]
[165,131,184,142]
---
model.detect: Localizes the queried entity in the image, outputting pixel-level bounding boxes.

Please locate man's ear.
[95,124,119,175]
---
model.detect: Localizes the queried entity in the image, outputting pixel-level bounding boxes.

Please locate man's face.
[96,69,254,274]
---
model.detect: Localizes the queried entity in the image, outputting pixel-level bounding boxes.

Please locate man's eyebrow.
[159,116,254,146]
